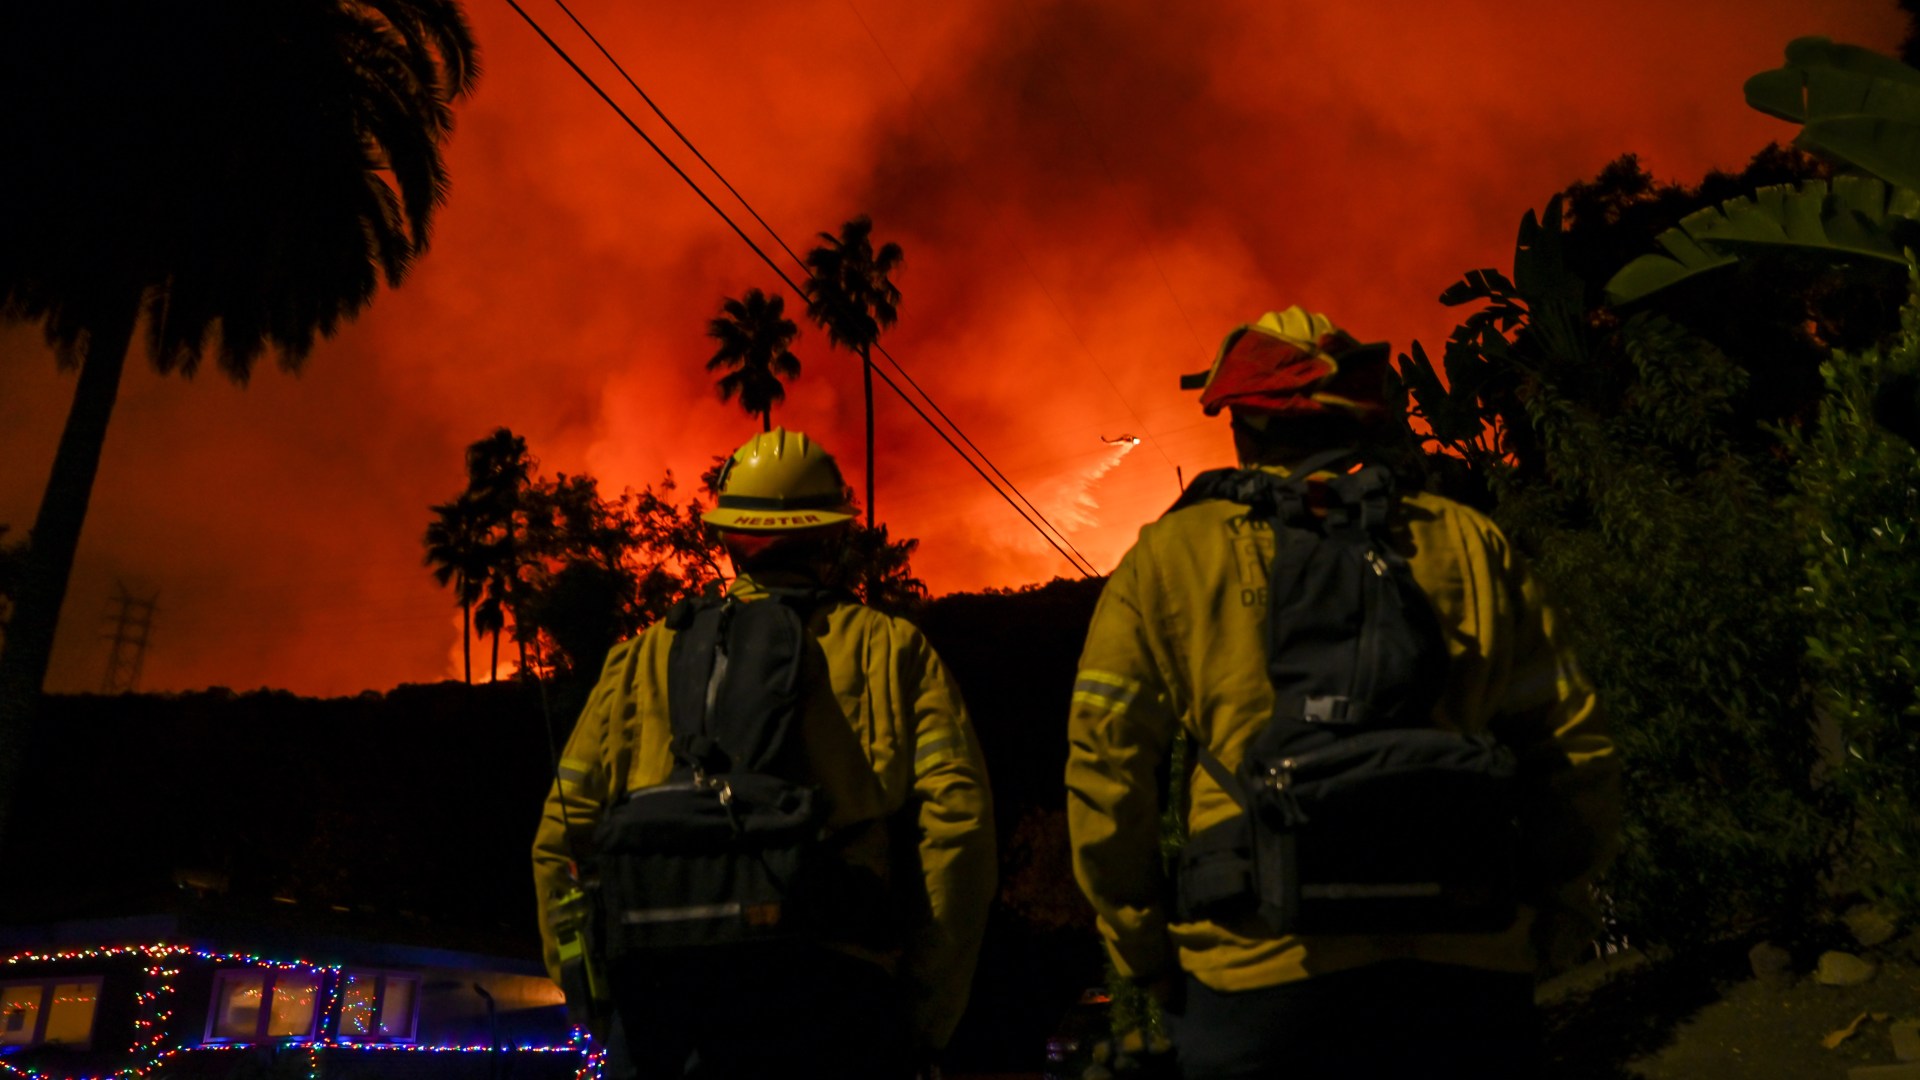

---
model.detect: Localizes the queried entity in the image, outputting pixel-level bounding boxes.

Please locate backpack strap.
[1166,448,1361,519]
[666,599,733,777]
[1322,461,1396,537]
[1189,736,1249,811]
[1167,468,1305,527]
[1281,446,1364,488]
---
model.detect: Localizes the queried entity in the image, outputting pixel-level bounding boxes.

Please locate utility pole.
[101,582,157,694]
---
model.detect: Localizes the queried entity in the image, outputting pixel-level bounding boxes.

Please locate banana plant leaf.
[1744,36,1920,195]
[1395,341,1483,449]
[1439,268,1517,308]
[1604,176,1920,305]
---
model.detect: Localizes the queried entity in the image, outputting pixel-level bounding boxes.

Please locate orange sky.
[0,0,1906,696]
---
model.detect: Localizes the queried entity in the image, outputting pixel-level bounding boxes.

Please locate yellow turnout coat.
[532,573,996,1049]
[1065,466,1619,992]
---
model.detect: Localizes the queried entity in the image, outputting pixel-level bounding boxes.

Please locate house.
[0,913,598,1080]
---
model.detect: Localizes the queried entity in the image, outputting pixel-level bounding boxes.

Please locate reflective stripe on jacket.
[1065,467,1619,992]
[532,573,997,1049]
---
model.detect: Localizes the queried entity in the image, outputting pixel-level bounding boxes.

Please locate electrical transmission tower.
[101,582,158,693]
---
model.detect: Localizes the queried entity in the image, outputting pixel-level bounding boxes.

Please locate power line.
[499,0,1099,578]
[500,0,792,288]
[535,0,1102,576]
[865,339,1103,572]
[546,0,805,269]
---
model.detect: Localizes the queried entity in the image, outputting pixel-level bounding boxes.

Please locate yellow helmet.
[703,427,856,531]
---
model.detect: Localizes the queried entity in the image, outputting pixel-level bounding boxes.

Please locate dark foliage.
[1390,147,1881,949]
[1494,314,1835,948]
[1787,294,1920,916]
[824,521,930,616]
[511,470,725,717]
[425,432,729,702]
[0,0,477,371]
[1401,146,1908,519]
[1563,148,1907,441]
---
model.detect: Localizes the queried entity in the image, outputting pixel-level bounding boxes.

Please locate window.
[0,979,102,1049]
[206,970,321,1043]
[333,972,417,1043]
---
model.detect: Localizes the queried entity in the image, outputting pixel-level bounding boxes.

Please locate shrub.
[1493,314,1838,947]
[1787,286,1920,915]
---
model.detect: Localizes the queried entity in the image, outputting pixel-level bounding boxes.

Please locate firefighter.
[1064,308,1619,1079]
[533,427,996,1079]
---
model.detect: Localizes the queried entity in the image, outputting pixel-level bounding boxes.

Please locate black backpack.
[1171,449,1520,936]
[592,589,840,954]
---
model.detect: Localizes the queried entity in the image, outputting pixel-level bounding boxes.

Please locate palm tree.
[464,428,532,681]
[424,496,489,685]
[706,288,801,432]
[0,0,478,844]
[804,216,903,527]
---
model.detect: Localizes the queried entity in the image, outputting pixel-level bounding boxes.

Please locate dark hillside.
[919,576,1106,824]
[0,680,555,954]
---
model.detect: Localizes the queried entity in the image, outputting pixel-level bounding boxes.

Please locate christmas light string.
[0,944,600,1080]
[3,945,328,972]
[570,1027,606,1080]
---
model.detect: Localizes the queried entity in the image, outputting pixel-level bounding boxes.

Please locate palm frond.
[0,0,477,374]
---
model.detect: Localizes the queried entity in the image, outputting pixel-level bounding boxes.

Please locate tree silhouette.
[828,522,929,617]
[515,470,725,693]
[0,0,478,845]
[804,216,903,527]
[707,289,801,432]
[464,428,533,681]
[516,473,644,687]
[422,496,489,685]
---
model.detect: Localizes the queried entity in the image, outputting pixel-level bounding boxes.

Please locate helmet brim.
[702,507,856,531]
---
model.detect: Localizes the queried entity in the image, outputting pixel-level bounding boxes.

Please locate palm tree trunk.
[506,515,527,681]
[762,410,771,433]
[490,626,500,683]
[461,592,472,684]
[861,344,875,528]
[0,302,139,848]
